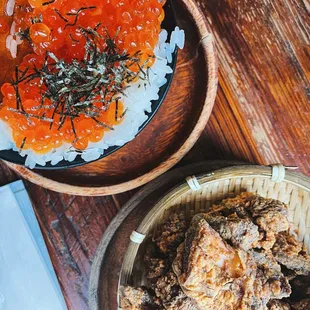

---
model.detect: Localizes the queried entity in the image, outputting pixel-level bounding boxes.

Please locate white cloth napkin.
[0,181,67,310]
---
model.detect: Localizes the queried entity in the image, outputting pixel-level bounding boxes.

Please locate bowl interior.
[0,1,177,170]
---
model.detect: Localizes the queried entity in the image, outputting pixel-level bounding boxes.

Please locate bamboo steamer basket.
[118,164,310,306]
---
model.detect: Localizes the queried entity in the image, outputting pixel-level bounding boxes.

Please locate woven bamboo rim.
[118,164,310,305]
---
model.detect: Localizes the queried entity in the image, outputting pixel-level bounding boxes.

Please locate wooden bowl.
[4,0,218,195]
[118,164,310,307]
[0,1,178,169]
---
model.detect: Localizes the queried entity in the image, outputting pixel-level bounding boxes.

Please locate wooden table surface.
[0,0,309,309]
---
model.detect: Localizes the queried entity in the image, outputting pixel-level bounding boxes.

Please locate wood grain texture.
[0,0,309,309]
[24,179,136,310]
[199,0,310,173]
[0,161,18,186]
[5,0,218,195]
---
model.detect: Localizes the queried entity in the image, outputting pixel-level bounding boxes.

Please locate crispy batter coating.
[119,286,157,310]
[173,216,265,310]
[272,232,310,275]
[203,212,260,250]
[268,300,291,310]
[208,192,289,250]
[146,257,169,280]
[248,195,289,234]
[154,271,179,302]
[154,213,187,257]
[291,299,310,310]
[213,192,254,219]
[163,298,197,310]
[250,249,291,300]
[144,243,169,281]
[154,271,196,309]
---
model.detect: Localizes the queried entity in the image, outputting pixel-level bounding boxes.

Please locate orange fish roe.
[0,0,165,153]
[0,17,9,34]
[14,0,165,62]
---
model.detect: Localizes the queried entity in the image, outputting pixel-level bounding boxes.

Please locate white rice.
[5,0,15,16]
[9,38,17,58]
[10,21,15,36]
[7,20,20,58]
[5,34,13,49]
[0,27,185,168]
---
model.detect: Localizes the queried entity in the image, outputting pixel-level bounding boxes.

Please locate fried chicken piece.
[163,298,197,310]
[119,286,157,310]
[146,258,168,280]
[206,192,253,219]
[247,195,289,250]
[154,213,187,257]
[250,250,291,300]
[144,243,169,280]
[272,232,310,275]
[207,193,289,235]
[154,271,179,302]
[291,299,310,310]
[248,195,289,233]
[268,300,291,310]
[208,193,289,250]
[154,271,196,309]
[172,215,259,309]
[253,268,291,305]
[258,230,278,250]
[248,250,291,309]
[204,213,260,250]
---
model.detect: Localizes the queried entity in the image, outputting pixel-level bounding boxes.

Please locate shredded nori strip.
[19,137,26,151]
[94,23,102,31]
[7,108,53,122]
[43,0,55,5]
[65,6,97,29]
[120,108,127,119]
[17,27,30,42]
[91,117,114,130]
[54,9,69,23]
[14,66,24,111]
[115,98,119,121]
[19,67,30,79]
[70,117,77,138]
[69,33,80,43]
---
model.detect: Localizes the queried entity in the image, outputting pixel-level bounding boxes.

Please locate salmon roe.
[0,0,165,152]
[0,17,9,34]
[29,23,51,43]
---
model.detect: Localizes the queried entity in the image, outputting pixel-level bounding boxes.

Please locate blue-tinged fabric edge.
[8,180,67,310]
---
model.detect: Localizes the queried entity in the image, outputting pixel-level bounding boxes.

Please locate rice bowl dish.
[0,0,184,169]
